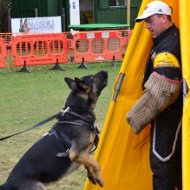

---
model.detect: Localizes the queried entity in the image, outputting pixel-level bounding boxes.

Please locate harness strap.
[46,129,71,158]
[0,107,99,154]
[56,121,100,155]
[67,109,95,124]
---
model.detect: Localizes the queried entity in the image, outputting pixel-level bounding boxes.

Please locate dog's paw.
[86,166,104,187]
[88,175,104,187]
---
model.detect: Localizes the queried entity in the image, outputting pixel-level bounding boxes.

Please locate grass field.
[0,62,121,189]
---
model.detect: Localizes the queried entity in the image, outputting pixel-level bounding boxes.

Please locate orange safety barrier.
[11,33,69,67]
[120,29,133,55]
[0,33,12,44]
[70,30,130,63]
[0,37,7,68]
[0,33,13,57]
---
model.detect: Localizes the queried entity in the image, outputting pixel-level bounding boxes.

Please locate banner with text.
[11,16,62,34]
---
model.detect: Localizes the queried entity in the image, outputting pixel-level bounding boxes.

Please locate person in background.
[127,1,182,190]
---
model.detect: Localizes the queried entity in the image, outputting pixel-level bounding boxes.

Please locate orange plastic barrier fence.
[0,33,12,44]
[0,38,7,68]
[120,29,133,55]
[0,33,13,57]
[11,33,69,66]
[0,30,132,70]
[70,30,131,63]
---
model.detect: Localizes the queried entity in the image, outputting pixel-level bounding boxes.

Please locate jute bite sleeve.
[126,72,182,134]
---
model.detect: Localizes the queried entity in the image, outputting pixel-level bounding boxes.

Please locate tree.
[0,0,11,32]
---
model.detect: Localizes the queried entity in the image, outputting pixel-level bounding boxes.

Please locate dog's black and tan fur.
[0,70,108,190]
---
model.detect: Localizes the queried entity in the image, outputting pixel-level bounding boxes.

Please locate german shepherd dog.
[0,70,108,190]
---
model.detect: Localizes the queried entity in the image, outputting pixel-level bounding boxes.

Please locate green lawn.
[0,62,121,190]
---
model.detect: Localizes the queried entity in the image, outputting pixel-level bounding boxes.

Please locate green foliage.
[0,62,121,189]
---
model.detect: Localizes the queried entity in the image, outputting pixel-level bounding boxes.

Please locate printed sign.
[11,16,62,34]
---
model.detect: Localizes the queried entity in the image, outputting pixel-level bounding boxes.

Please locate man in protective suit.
[127,1,182,190]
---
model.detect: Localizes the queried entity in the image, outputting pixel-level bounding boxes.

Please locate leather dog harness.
[0,107,100,153]
[44,107,100,157]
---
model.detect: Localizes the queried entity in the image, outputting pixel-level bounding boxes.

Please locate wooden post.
[127,0,130,29]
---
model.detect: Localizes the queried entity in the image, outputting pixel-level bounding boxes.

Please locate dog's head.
[64,70,108,111]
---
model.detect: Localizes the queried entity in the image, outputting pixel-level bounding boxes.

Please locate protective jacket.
[144,24,182,190]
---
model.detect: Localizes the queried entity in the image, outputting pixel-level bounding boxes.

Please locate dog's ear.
[64,77,76,89]
[75,77,90,93]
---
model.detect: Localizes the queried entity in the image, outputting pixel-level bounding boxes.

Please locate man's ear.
[75,77,90,93]
[64,77,76,89]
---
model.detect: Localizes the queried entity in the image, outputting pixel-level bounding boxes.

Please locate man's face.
[145,14,166,39]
